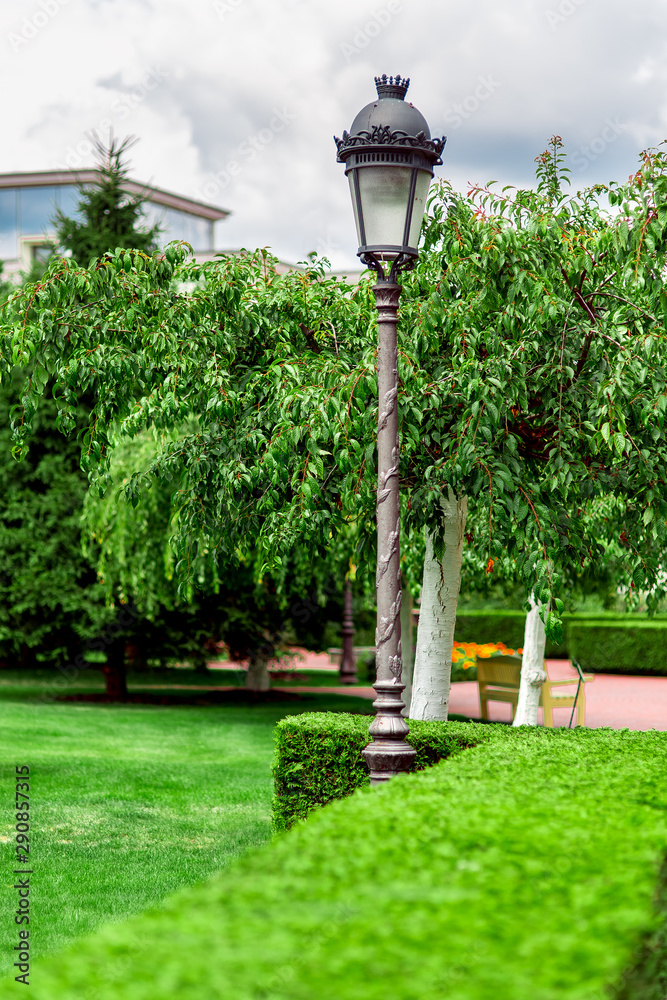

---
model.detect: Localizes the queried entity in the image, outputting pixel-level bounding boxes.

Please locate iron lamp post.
[339,580,358,685]
[335,74,445,784]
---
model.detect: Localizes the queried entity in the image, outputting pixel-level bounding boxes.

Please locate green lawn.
[0,683,372,976]
[0,665,369,696]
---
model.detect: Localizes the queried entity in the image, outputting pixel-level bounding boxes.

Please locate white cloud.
[1,0,667,267]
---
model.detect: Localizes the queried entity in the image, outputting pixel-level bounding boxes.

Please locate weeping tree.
[83,427,360,692]
[3,140,667,721]
[409,137,667,724]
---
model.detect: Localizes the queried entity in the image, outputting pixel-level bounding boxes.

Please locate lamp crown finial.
[374,74,410,100]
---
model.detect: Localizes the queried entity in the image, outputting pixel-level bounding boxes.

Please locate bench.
[477,653,593,726]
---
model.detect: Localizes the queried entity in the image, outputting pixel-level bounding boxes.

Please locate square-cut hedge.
[455,610,667,674]
[10,721,667,999]
[272,712,497,831]
[567,620,667,675]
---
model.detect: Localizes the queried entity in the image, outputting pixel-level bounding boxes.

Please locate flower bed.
[451,640,522,681]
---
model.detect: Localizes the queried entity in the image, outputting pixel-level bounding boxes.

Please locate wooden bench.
[477,653,593,726]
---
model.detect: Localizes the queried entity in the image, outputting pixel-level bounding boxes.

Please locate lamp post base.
[362,679,416,784]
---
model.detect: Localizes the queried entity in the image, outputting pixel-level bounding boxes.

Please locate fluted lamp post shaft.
[361,278,415,783]
[335,73,446,784]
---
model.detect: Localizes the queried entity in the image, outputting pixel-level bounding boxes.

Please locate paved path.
[448,659,667,730]
[208,649,339,674]
[201,652,667,730]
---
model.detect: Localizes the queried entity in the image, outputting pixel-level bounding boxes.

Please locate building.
[0,169,362,283]
[0,169,230,279]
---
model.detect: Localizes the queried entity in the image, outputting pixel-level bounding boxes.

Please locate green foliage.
[10,723,667,998]
[454,610,530,651]
[4,141,667,637]
[0,376,112,666]
[453,610,667,674]
[567,619,667,675]
[82,428,358,664]
[271,712,496,831]
[53,134,161,262]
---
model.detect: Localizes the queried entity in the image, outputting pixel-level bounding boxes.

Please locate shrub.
[455,610,667,674]
[11,722,667,999]
[271,712,498,831]
[567,620,667,675]
[455,610,528,650]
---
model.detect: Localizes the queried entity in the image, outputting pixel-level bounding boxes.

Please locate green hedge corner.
[271,712,498,831]
[7,719,667,999]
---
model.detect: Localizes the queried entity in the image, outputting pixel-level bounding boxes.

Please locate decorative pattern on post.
[339,580,358,684]
[335,74,446,784]
[361,278,416,783]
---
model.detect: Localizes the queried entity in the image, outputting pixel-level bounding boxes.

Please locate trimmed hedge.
[455,610,528,651]
[9,719,667,999]
[455,610,667,674]
[568,620,667,675]
[272,712,497,831]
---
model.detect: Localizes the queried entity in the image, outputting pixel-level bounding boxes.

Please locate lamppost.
[339,580,358,685]
[335,74,445,784]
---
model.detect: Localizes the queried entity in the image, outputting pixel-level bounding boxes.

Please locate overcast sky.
[1,0,666,269]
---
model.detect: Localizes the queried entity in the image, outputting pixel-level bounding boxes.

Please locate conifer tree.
[53,133,161,262]
[0,134,164,695]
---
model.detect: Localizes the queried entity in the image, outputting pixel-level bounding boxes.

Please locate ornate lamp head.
[335,74,446,276]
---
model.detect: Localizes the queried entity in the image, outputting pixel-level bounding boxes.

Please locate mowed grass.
[0,685,373,976]
[0,665,369,697]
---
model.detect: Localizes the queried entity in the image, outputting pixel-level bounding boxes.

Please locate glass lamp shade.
[335,76,445,266]
[348,163,433,259]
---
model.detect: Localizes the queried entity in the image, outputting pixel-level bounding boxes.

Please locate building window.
[0,188,18,259]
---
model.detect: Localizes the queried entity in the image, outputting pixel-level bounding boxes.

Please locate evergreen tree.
[53,134,161,262]
[0,262,14,304]
[0,135,164,695]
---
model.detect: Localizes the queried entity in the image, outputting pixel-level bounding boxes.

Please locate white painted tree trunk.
[245,655,271,692]
[409,490,468,721]
[512,595,547,726]
[400,577,414,717]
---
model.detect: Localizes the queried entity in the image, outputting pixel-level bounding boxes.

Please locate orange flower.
[451,640,522,671]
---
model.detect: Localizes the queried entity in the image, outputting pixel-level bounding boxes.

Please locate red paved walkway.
[448,659,667,730]
[208,651,667,730]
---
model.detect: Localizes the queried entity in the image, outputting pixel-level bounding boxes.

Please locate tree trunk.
[245,654,271,692]
[409,490,468,721]
[191,653,210,675]
[400,576,414,716]
[513,595,547,726]
[103,640,127,700]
